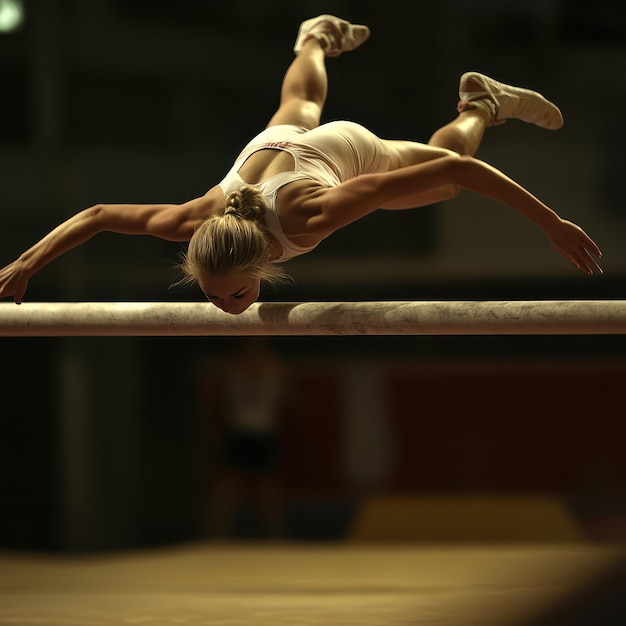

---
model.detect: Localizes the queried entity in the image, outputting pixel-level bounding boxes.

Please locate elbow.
[444,183,462,201]
[82,204,107,234]
[448,154,478,190]
[424,154,467,199]
[84,204,104,220]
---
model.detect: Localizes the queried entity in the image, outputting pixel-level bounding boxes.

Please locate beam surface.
[1,301,626,337]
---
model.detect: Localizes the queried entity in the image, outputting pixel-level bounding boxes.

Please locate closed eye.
[201,289,247,301]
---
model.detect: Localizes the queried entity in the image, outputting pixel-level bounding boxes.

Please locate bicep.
[97,202,197,241]
[307,157,460,236]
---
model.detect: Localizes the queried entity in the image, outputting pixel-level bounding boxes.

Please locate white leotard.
[218,121,390,262]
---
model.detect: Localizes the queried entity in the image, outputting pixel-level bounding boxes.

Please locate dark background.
[1,0,625,552]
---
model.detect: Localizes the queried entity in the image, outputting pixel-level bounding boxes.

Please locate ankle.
[457,99,497,126]
[305,32,335,53]
[294,15,370,57]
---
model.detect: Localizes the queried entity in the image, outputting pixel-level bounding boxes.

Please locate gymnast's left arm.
[445,156,603,275]
[308,155,603,275]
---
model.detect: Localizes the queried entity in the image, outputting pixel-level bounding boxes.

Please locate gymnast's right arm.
[0,201,201,304]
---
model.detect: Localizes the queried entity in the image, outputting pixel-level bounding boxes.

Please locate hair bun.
[223,187,266,221]
[225,192,244,211]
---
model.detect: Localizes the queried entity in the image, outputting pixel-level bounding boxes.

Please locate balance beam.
[1,300,626,337]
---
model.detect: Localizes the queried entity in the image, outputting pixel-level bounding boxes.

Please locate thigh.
[382,139,457,170]
[266,100,323,130]
[376,140,460,208]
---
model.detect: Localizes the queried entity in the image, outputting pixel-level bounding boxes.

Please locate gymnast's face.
[198,273,260,315]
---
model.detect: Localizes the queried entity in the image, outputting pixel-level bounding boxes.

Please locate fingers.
[584,250,603,275]
[560,223,603,275]
[570,247,603,276]
[579,236,603,275]
[13,281,27,303]
[0,273,27,304]
[581,234,602,259]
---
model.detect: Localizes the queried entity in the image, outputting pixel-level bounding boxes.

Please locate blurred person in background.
[205,338,287,540]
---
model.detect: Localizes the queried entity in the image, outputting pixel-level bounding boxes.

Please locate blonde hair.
[178,186,290,287]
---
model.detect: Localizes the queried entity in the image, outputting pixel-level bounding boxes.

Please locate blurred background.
[1,0,626,552]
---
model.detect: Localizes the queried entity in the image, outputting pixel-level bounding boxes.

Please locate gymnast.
[0,14,603,315]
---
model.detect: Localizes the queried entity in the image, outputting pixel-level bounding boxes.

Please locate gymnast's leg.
[428,72,563,155]
[427,109,489,156]
[377,75,564,209]
[266,15,370,130]
[382,72,565,168]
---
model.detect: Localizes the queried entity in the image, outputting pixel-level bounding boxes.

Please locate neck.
[266,233,283,261]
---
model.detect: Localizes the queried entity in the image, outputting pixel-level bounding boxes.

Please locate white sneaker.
[458,72,564,130]
[293,14,370,57]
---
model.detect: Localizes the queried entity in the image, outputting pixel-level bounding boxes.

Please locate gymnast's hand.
[0,260,30,304]
[547,219,603,275]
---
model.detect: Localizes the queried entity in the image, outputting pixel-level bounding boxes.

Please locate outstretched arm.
[437,156,603,275]
[0,199,204,304]
[309,154,603,275]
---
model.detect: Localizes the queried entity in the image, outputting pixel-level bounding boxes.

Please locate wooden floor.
[1,542,625,625]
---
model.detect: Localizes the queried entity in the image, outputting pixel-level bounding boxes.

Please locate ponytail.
[176,186,291,288]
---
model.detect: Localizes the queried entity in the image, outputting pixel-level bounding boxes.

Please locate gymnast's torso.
[217,122,391,261]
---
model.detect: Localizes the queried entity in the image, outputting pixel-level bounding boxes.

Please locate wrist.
[535,210,562,234]
[17,252,37,275]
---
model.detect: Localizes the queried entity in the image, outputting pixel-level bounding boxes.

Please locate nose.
[208,300,229,313]
[220,299,241,315]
